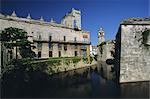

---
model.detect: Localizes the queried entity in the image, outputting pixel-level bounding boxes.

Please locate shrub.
[72,57,81,63]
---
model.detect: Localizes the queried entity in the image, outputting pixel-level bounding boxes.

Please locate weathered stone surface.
[98,40,115,61]
[116,19,150,83]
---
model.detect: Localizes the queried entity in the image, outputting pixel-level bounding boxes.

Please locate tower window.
[74,20,77,28]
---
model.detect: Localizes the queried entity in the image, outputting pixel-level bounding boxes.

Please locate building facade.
[0,8,90,60]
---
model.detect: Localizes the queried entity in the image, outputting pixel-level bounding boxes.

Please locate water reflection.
[1,63,150,98]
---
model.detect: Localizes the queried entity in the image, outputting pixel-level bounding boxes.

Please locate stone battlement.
[121,17,150,25]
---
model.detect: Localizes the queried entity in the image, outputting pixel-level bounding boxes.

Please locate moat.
[1,63,149,98]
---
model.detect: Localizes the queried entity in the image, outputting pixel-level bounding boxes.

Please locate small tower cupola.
[98,27,105,45]
[11,11,17,17]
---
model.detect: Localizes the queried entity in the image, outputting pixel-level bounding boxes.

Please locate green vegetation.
[72,57,81,63]
[142,29,150,49]
[0,27,36,78]
[48,56,81,64]
[0,27,36,59]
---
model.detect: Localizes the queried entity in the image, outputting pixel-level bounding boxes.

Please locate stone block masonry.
[115,17,150,83]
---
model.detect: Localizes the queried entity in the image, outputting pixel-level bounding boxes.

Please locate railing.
[34,39,90,45]
[80,45,87,49]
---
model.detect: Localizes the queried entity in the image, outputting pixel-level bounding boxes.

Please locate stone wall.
[97,40,115,61]
[116,20,150,83]
[31,58,98,75]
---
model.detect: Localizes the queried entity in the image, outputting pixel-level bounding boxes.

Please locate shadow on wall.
[105,26,121,83]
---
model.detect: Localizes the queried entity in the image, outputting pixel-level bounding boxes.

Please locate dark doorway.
[38,51,41,58]
[49,51,52,57]
[59,51,61,57]
[75,51,78,56]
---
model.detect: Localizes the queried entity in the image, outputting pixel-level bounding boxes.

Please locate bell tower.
[98,28,105,45]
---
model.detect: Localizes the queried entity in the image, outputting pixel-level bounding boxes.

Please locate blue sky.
[0,0,149,45]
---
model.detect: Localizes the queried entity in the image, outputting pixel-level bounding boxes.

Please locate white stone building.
[0,8,91,65]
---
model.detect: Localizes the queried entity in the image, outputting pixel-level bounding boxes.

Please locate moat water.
[1,64,150,98]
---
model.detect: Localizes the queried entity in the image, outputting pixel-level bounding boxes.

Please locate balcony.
[34,39,90,45]
[80,45,87,50]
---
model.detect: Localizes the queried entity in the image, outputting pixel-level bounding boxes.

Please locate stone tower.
[61,8,81,30]
[98,27,105,45]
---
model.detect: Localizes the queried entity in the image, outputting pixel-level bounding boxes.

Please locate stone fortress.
[0,8,90,61]
[97,17,150,83]
[115,18,150,83]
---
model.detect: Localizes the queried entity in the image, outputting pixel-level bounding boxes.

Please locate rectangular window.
[64,36,66,41]
[75,51,78,56]
[58,51,61,57]
[49,51,52,57]
[58,43,62,50]
[49,43,53,50]
[83,35,88,38]
[74,37,77,42]
[64,44,67,50]
[37,42,42,50]
[74,20,77,28]
[49,36,52,42]
[38,51,41,58]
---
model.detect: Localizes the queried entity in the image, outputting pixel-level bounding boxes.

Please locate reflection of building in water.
[120,81,149,98]
[0,8,90,64]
